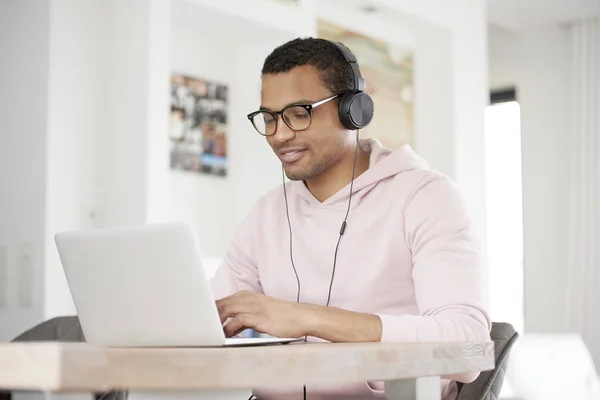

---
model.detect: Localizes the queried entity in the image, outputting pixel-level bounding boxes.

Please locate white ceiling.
[488,0,600,32]
[175,0,599,38]
[331,0,599,34]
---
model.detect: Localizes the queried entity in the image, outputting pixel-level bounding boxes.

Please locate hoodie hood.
[290,138,430,208]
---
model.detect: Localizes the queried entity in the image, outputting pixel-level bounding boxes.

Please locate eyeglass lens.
[251,105,311,135]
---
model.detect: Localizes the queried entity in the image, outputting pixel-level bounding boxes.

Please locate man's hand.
[216,291,310,338]
[215,291,383,342]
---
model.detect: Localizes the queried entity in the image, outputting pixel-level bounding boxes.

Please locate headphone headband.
[325,39,374,130]
[330,41,365,92]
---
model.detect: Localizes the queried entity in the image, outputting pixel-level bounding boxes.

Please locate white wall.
[489,25,572,333]
[413,27,454,177]
[168,1,298,258]
[44,0,105,321]
[0,0,51,340]
[43,0,172,321]
[408,0,489,254]
[93,0,171,228]
[0,0,173,340]
[450,0,489,246]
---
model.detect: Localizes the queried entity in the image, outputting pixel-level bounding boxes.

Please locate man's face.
[261,65,347,181]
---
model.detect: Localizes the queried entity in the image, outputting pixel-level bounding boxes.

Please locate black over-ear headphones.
[329,41,375,130]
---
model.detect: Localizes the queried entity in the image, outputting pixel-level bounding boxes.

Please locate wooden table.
[0,341,494,400]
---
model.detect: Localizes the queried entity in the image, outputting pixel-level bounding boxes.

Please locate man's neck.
[305,147,370,203]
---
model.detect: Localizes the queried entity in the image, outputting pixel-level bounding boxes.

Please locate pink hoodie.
[210,138,492,399]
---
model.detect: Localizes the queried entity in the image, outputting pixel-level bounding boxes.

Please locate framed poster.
[170,73,228,177]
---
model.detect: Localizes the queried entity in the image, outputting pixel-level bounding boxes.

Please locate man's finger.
[223,313,258,337]
[217,297,261,323]
[223,317,245,337]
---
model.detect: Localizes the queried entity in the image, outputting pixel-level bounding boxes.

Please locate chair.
[10,315,84,342]
[456,322,519,400]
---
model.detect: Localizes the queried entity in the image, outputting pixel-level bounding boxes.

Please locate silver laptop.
[54,221,301,347]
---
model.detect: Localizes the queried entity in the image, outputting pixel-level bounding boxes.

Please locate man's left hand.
[216,291,311,338]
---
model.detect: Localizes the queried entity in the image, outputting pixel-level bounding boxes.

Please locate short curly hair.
[261,37,357,95]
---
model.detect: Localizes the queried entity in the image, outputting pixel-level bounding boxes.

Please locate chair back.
[456,321,519,400]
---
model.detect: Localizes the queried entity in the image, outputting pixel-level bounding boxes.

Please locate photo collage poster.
[170,74,228,177]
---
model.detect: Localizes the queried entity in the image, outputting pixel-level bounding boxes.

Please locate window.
[484,90,525,334]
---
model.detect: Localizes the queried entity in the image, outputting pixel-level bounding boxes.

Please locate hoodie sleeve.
[375,173,492,383]
[209,203,263,300]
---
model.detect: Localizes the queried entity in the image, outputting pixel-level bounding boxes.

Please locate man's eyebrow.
[259,99,313,111]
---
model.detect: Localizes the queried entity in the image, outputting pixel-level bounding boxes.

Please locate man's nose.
[272,116,295,143]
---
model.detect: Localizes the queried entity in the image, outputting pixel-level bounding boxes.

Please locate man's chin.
[283,166,310,181]
[283,171,305,181]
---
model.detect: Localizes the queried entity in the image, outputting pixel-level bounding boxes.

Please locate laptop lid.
[55,222,226,347]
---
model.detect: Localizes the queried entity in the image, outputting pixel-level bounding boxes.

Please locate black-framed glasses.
[247,94,339,136]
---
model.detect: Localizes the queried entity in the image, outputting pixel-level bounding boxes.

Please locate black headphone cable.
[282,130,360,400]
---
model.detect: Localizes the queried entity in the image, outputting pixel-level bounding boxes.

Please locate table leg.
[127,390,252,400]
[385,376,441,400]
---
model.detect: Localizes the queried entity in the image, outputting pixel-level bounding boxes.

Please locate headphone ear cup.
[338,91,374,130]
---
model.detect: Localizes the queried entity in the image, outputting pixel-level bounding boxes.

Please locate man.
[208,37,491,399]
[7,38,490,400]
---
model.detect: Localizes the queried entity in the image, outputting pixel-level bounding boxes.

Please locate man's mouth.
[279,148,308,164]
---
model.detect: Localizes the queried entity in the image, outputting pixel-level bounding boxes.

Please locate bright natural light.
[484,100,525,335]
